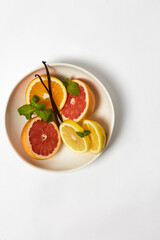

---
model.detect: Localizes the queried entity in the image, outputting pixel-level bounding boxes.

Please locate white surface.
[1,0,160,239]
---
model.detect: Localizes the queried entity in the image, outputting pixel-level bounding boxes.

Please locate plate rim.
[5,62,115,173]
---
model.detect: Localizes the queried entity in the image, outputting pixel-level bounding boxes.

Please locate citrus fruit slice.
[21,117,61,159]
[25,76,67,110]
[59,120,91,153]
[82,120,106,154]
[61,79,95,122]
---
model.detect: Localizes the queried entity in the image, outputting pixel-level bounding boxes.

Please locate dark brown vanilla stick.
[35,74,60,127]
[42,61,63,122]
[35,74,49,93]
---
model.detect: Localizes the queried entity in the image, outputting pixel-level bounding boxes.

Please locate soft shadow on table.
[52,58,124,150]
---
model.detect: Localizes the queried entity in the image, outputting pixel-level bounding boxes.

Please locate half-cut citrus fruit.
[25,76,67,110]
[59,120,91,153]
[82,120,106,154]
[61,79,95,122]
[21,117,61,159]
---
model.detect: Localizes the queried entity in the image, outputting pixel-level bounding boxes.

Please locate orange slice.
[25,76,67,110]
[61,79,95,122]
[21,117,61,159]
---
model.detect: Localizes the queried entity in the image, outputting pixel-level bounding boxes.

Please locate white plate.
[5,63,115,172]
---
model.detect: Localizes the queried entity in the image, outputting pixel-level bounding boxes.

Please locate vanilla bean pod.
[42,61,63,123]
[35,74,59,127]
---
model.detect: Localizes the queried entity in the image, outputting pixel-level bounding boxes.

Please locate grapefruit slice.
[59,120,91,153]
[21,117,61,159]
[25,76,67,110]
[61,79,95,122]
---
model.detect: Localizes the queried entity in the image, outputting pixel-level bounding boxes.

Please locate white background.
[1,0,160,239]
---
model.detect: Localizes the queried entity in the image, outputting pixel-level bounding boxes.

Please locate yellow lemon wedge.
[82,120,106,154]
[59,120,91,153]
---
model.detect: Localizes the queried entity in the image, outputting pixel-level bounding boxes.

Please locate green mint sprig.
[18,95,53,123]
[76,130,91,138]
[62,78,80,95]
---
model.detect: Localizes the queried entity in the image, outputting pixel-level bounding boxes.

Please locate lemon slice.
[82,120,106,154]
[59,120,91,153]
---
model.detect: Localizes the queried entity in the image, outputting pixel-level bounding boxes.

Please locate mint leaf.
[18,95,54,123]
[76,130,91,138]
[60,78,80,95]
[67,81,80,95]
[76,132,85,138]
[30,95,40,106]
[62,78,70,88]
[66,78,70,84]
[33,102,45,110]
[35,109,53,123]
[63,82,68,88]
[30,95,45,110]
[84,130,91,136]
[18,105,35,120]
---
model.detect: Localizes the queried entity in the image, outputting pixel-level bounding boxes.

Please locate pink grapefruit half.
[61,79,95,122]
[21,117,61,160]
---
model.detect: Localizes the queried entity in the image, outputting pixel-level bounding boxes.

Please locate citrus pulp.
[82,120,106,154]
[61,79,95,122]
[21,117,61,159]
[59,120,91,153]
[25,76,67,110]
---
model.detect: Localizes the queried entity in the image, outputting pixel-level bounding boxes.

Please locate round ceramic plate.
[5,63,115,172]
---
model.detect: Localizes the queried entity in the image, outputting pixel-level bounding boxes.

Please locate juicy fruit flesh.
[61,84,86,120]
[29,80,64,109]
[29,120,58,156]
[83,123,99,152]
[82,120,106,154]
[61,125,85,151]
